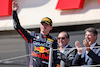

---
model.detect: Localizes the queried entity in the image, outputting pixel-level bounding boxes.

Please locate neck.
[90,42,96,46]
[61,44,68,48]
[60,47,64,51]
[40,31,49,35]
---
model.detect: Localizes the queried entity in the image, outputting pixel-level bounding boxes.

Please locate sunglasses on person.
[57,37,66,40]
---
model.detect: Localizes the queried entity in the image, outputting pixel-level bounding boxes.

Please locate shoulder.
[64,48,77,56]
[67,48,77,54]
[48,35,57,41]
[68,45,72,48]
[95,43,100,46]
[94,43,100,51]
[69,48,77,52]
[27,30,38,36]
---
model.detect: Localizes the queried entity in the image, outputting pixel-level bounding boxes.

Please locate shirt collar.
[41,34,50,38]
[59,44,69,53]
[90,42,97,50]
[63,44,69,50]
[86,42,96,54]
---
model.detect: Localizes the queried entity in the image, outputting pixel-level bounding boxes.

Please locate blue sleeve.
[13,11,32,42]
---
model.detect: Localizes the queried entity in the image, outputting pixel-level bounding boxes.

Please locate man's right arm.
[13,11,32,42]
[13,11,21,29]
[12,1,32,42]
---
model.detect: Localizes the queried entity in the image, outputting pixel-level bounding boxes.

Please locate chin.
[59,44,63,47]
[41,29,45,32]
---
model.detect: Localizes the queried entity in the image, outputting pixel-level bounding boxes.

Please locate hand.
[75,41,83,54]
[12,1,19,11]
[83,39,90,52]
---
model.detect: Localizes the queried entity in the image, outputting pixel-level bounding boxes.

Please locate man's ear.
[68,38,70,42]
[95,35,97,40]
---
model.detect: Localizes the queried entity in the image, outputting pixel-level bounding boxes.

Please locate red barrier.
[55,0,85,10]
[99,0,100,4]
[0,0,12,16]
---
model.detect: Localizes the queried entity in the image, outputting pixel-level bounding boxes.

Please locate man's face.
[40,22,52,34]
[58,33,69,48]
[85,31,97,45]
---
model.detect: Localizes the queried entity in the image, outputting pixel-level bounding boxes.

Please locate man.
[12,1,57,67]
[72,27,100,66]
[57,31,77,67]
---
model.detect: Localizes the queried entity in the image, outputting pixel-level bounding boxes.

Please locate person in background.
[72,27,100,66]
[12,1,58,67]
[57,31,77,67]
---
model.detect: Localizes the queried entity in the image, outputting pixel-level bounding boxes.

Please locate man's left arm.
[88,48,100,64]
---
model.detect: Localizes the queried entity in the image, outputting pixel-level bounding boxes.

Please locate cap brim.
[41,21,50,25]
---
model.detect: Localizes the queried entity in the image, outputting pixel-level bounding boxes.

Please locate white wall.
[0,0,100,31]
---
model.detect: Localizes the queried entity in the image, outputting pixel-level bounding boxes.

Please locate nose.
[42,24,46,28]
[43,23,47,27]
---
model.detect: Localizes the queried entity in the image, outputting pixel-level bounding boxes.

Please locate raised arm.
[12,1,19,11]
[12,1,31,42]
